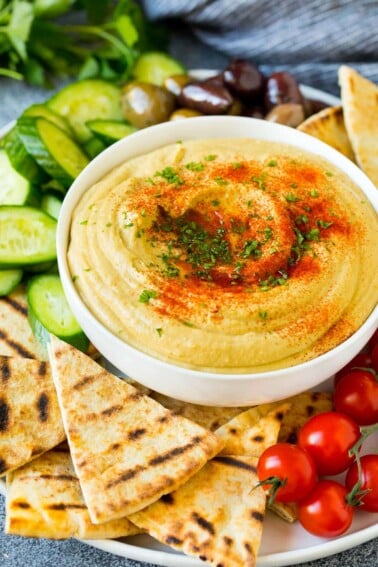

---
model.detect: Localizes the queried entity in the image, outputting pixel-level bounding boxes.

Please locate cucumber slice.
[3,127,47,184]
[41,192,62,220]
[23,103,72,134]
[27,274,89,351]
[0,269,23,296]
[83,136,106,158]
[48,79,123,142]
[17,116,89,189]
[0,148,37,205]
[132,52,186,86]
[0,205,56,267]
[86,120,137,145]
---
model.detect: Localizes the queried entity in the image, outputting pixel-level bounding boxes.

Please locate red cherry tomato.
[370,342,378,373]
[334,369,378,425]
[345,455,378,513]
[298,480,354,537]
[298,412,361,475]
[257,442,317,502]
[334,352,373,385]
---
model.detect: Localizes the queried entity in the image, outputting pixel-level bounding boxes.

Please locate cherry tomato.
[334,352,373,385]
[298,412,360,475]
[298,480,354,537]
[334,369,378,425]
[345,455,378,512]
[370,342,378,373]
[257,443,317,502]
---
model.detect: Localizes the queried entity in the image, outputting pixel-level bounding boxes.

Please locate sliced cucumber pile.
[0,269,23,296]
[0,149,38,206]
[27,274,89,352]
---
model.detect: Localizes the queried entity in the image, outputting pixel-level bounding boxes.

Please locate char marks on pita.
[48,336,224,523]
[0,356,65,476]
[5,448,140,539]
[298,106,355,162]
[339,66,378,187]
[130,455,266,567]
[0,287,47,360]
[215,402,290,457]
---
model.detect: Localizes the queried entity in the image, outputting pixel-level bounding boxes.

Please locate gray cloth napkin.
[141,0,378,93]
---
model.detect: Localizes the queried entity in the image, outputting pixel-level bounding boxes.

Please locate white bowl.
[57,116,378,406]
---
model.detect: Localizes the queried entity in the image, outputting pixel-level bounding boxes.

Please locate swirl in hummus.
[68,139,378,372]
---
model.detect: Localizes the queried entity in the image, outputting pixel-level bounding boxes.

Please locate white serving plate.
[0,78,376,566]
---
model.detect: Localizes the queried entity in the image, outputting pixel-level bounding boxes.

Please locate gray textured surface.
[0,19,377,567]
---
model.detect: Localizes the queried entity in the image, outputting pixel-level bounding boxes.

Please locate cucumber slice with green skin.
[41,192,62,220]
[17,116,89,189]
[83,136,106,159]
[132,51,186,86]
[23,103,72,135]
[27,274,89,351]
[3,127,47,184]
[0,269,23,296]
[0,148,39,206]
[86,120,137,145]
[0,205,56,267]
[48,79,123,143]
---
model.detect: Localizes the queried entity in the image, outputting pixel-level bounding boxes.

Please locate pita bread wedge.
[0,356,65,476]
[5,445,140,539]
[339,66,378,186]
[278,391,333,444]
[298,106,355,161]
[131,455,266,567]
[150,391,246,431]
[215,402,290,457]
[48,336,224,523]
[0,286,47,360]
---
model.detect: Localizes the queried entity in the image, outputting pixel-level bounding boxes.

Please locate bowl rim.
[57,115,378,381]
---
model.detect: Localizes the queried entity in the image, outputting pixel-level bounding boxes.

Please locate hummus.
[68,139,378,372]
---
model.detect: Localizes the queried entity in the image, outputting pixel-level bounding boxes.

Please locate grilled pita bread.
[0,286,47,360]
[130,402,275,567]
[48,336,223,523]
[215,402,290,456]
[278,391,333,444]
[5,445,140,539]
[149,391,246,431]
[298,106,355,162]
[339,66,378,187]
[0,356,65,476]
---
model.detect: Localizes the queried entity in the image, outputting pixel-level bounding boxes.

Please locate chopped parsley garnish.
[285,193,300,202]
[241,239,262,259]
[155,166,184,186]
[139,289,158,303]
[204,154,217,161]
[259,310,268,319]
[186,161,204,172]
[267,160,277,167]
[106,222,112,227]
[212,199,220,206]
[251,175,267,190]
[80,220,88,225]
[215,176,229,185]
[317,219,333,229]
[305,228,320,241]
[156,327,163,336]
[325,171,333,177]
[233,162,243,169]
[123,222,134,228]
[310,189,319,197]
[71,275,78,282]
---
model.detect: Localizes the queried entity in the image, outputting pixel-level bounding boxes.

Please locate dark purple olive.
[243,106,265,119]
[223,59,265,102]
[265,103,305,127]
[264,72,304,111]
[203,72,225,88]
[178,82,233,114]
[304,98,329,117]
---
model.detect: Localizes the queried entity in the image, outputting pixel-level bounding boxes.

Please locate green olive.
[169,108,203,120]
[163,74,191,96]
[120,81,176,129]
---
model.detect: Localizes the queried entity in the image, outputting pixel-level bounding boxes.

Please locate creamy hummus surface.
[68,139,378,372]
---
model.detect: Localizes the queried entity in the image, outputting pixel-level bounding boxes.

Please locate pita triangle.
[6,445,140,539]
[129,401,286,566]
[0,356,65,476]
[339,65,378,186]
[48,336,223,523]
